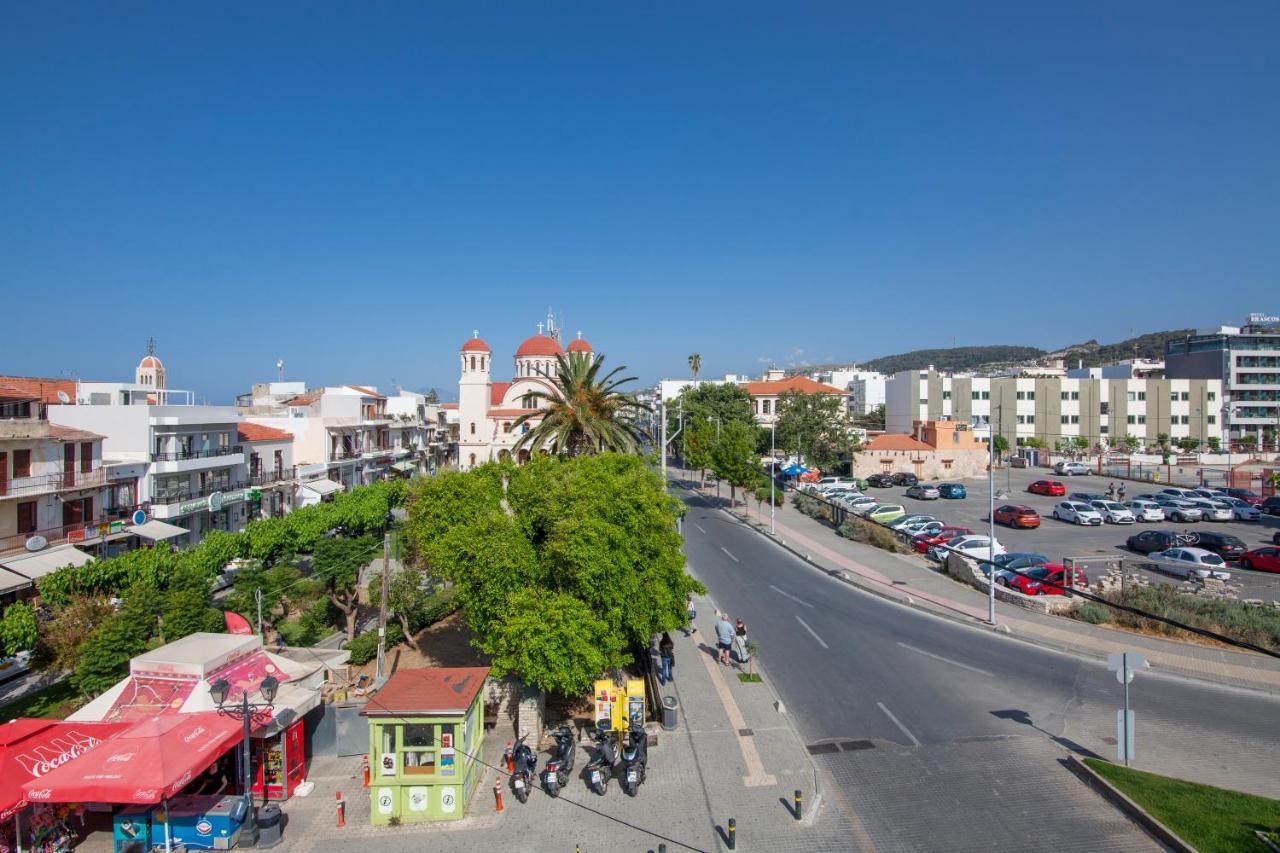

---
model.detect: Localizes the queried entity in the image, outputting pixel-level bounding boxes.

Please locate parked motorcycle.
[541,725,576,798]
[584,726,619,796]
[511,735,536,803]
[619,723,647,797]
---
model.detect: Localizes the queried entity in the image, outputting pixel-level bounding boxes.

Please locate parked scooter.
[510,735,536,803]
[541,725,576,798]
[619,723,647,797]
[584,726,619,796]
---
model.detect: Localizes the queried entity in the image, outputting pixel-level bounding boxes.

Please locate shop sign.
[16,731,106,776]
[439,786,457,815]
[407,787,427,812]
[178,496,210,514]
[379,753,396,776]
[376,788,394,816]
[1248,312,1279,324]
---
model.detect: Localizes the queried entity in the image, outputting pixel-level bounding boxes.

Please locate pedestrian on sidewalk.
[732,618,749,667]
[1107,482,1117,500]
[658,632,675,684]
[714,613,734,666]
[1118,482,1127,500]
[684,594,697,636]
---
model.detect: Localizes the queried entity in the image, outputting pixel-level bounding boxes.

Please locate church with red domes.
[455,312,595,470]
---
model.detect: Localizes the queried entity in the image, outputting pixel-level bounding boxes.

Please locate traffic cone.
[361,755,370,789]
[493,779,504,812]
[504,741,514,774]
[336,791,345,828]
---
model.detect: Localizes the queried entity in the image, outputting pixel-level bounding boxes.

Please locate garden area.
[1070,585,1280,653]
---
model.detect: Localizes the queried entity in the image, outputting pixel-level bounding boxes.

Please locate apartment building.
[1165,321,1280,446]
[740,369,849,427]
[385,390,450,475]
[886,368,1224,450]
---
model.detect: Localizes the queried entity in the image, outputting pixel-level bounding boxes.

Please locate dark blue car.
[938,483,967,499]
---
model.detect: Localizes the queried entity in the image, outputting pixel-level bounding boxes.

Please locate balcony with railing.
[248,466,296,487]
[151,479,245,507]
[0,466,108,499]
[330,448,363,461]
[0,505,145,556]
[151,444,244,463]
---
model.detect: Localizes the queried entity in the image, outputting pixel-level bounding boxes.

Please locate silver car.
[1089,500,1136,524]
[1147,547,1231,580]
[1220,497,1261,521]
[1153,497,1203,523]
[1187,500,1232,522]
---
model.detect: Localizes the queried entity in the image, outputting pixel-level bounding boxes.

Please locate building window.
[1100,402,1109,415]
[1137,415,1146,424]
[1180,392,1190,401]
[1127,392,1136,402]
[1137,391,1146,401]
[469,423,476,435]
[1016,391,1025,400]
[942,390,951,400]
[981,391,990,400]
[81,443,93,473]
[941,460,953,469]
[1071,391,1079,400]
[1127,415,1136,425]
[1100,425,1109,434]
[1180,415,1189,424]
[1070,415,1079,424]
[1061,415,1069,424]
[503,422,512,433]
[13,449,31,478]
[17,501,37,534]
[1207,391,1216,401]
[468,453,476,466]
[919,398,927,405]
[972,391,980,400]
[1208,415,1216,424]
[1170,393,1179,402]
[762,400,771,415]
[1061,392,1069,401]
[753,400,759,414]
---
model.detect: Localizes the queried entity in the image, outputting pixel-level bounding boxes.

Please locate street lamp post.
[987,431,997,626]
[770,422,777,535]
[210,675,279,847]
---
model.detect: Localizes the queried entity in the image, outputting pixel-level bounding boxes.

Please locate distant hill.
[859,345,1046,376]
[1048,329,1196,367]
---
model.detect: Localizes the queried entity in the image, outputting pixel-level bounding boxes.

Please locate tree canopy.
[513,352,650,457]
[773,390,856,473]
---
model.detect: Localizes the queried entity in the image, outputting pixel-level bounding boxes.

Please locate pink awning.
[22,712,242,805]
[0,719,130,819]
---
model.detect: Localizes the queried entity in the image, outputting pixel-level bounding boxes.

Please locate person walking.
[714,613,734,666]
[1107,482,1117,500]
[1117,482,1127,501]
[685,594,697,637]
[658,632,675,684]
[732,618,749,667]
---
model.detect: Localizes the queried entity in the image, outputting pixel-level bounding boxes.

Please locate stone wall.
[944,552,1078,615]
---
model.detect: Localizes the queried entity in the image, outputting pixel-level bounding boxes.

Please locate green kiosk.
[362,666,489,824]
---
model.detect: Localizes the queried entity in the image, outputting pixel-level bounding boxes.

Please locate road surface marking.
[897,643,994,678]
[720,547,739,563]
[693,523,706,533]
[694,633,777,788]
[794,615,829,649]
[877,702,921,747]
[769,584,814,608]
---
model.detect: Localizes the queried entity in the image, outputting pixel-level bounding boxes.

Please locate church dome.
[515,334,564,358]
[461,336,491,353]
[567,337,592,354]
[139,355,164,369]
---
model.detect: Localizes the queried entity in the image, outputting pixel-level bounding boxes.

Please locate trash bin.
[661,695,679,731]
[255,803,283,849]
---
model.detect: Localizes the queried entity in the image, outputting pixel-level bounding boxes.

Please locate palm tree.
[688,353,702,386]
[512,352,651,457]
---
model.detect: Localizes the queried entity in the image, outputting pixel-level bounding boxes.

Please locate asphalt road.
[864,467,1280,601]
[680,487,1280,851]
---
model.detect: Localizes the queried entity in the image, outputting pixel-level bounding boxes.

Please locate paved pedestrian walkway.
[677,473,1280,695]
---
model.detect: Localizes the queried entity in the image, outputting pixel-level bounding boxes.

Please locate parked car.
[1212,487,1263,506]
[1187,488,1221,500]
[0,650,33,684]
[1050,501,1104,526]
[887,513,936,530]
[927,532,979,561]
[866,504,907,524]
[943,535,1007,563]
[913,526,974,553]
[1185,531,1248,562]
[1218,497,1261,521]
[1088,500,1136,524]
[993,504,1041,528]
[1123,499,1165,522]
[814,476,857,490]
[1054,461,1090,476]
[1028,480,1066,497]
[1002,563,1088,596]
[892,472,920,487]
[905,484,941,500]
[1126,529,1197,554]
[899,519,945,539]
[1068,492,1108,505]
[937,483,967,499]
[1188,499,1234,522]
[1274,530,1280,546]
[1147,547,1232,580]
[991,552,1050,571]
[1240,547,1280,573]
[834,495,877,512]
[1152,496,1204,523]
[866,473,895,488]
[1160,487,1202,501]
[1261,496,1280,516]
[846,498,882,516]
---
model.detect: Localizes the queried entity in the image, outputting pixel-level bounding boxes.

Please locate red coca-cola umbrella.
[0,718,129,820]
[22,712,242,806]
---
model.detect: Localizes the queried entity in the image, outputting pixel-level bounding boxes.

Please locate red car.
[993,504,1041,528]
[1240,547,1280,573]
[1002,563,1087,596]
[1028,480,1066,497]
[913,526,974,553]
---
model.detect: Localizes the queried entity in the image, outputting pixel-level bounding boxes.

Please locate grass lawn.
[1085,758,1280,853]
[737,672,762,683]
[0,677,83,720]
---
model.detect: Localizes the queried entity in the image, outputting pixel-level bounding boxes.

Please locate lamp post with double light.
[210,675,279,846]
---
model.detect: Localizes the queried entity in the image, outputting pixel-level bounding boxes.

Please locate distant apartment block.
[1165,322,1280,446]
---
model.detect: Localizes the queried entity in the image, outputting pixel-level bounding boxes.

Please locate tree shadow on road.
[991,709,1104,759]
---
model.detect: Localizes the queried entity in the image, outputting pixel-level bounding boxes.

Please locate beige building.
[853,420,989,481]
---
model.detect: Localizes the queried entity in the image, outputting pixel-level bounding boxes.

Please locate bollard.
[335,791,345,828]
[727,818,736,850]
[794,789,803,821]
[659,846,667,853]
[494,779,504,812]
[362,755,370,789]
[505,741,514,774]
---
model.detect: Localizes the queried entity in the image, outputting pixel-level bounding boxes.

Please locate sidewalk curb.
[685,480,1280,697]
[1064,755,1198,853]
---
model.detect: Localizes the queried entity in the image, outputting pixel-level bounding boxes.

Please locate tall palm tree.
[512,352,651,457]
[688,353,702,385]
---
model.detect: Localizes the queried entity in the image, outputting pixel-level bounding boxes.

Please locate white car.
[944,535,1007,563]
[1186,500,1232,522]
[900,520,945,539]
[1147,547,1232,580]
[1054,461,1090,476]
[1123,500,1165,522]
[1219,498,1261,521]
[1088,500,1136,524]
[1051,501,1104,526]
[1160,487,1202,501]
[1152,497,1203,523]
[887,514,937,530]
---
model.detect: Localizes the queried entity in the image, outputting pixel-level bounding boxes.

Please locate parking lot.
[861,467,1280,601]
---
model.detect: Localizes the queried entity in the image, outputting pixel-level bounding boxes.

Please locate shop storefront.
[362,667,488,825]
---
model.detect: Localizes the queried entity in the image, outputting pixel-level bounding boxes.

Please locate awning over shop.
[0,544,93,581]
[0,566,32,596]
[1,718,130,819]
[126,519,189,542]
[299,478,343,496]
[21,713,242,805]
[390,461,415,473]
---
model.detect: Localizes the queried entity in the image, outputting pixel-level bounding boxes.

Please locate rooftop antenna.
[276,359,285,381]
[146,337,157,357]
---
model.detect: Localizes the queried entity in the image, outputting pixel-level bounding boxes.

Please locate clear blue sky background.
[3,2,1278,402]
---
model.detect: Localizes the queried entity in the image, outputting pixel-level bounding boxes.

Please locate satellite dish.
[57,390,70,403]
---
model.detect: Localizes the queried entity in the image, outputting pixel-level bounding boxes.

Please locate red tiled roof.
[567,338,592,353]
[739,376,845,396]
[47,424,105,442]
[515,335,564,358]
[440,403,459,410]
[285,390,321,407]
[461,337,491,353]
[0,376,80,405]
[346,384,384,399]
[363,666,490,716]
[238,423,294,443]
[864,434,933,451]
[490,382,511,406]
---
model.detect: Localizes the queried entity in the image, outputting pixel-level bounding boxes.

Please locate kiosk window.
[401,724,437,775]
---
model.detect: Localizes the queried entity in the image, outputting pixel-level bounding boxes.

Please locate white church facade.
[452,319,594,470]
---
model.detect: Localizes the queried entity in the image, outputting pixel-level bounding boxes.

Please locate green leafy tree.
[368,563,436,652]
[73,591,159,699]
[512,352,650,457]
[773,390,853,473]
[1239,434,1258,450]
[160,563,224,643]
[36,596,115,671]
[671,383,755,436]
[1207,436,1222,452]
[313,535,378,641]
[1071,436,1090,453]
[1175,436,1199,453]
[1264,427,1277,452]
[992,435,1010,455]
[681,418,716,487]
[711,420,760,509]
[1023,437,1046,449]
[1120,434,1141,453]
[0,602,38,656]
[482,589,615,695]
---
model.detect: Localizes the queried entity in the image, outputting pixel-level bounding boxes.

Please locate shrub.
[1072,602,1112,625]
[345,622,405,665]
[837,517,903,553]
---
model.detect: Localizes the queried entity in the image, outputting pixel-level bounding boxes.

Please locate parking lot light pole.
[988,429,997,626]
[770,423,777,535]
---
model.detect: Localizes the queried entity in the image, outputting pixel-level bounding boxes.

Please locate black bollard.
[795,789,803,821]
[727,818,737,850]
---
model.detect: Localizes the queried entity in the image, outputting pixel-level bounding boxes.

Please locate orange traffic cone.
[494,779,504,812]
[361,755,370,789]
[336,791,346,828]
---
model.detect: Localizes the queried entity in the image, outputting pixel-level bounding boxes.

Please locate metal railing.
[151,445,243,462]
[151,480,245,505]
[330,449,363,461]
[248,466,296,486]
[0,505,146,555]
[0,467,107,499]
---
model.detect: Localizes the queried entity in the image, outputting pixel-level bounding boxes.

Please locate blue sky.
[3,2,1278,402]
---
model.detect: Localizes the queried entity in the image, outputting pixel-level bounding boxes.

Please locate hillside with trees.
[1047,329,1196,366]
[860,345,1045,375]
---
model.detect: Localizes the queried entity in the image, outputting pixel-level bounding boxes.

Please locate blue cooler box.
[112,806,152,853]
[166,794,244,850]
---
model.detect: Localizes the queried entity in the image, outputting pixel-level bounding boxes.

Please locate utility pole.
[660,401,667,486]
[770,423,777,535]
[255,588,263,640]
[375,530,391,687]
[987,429,997,626]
